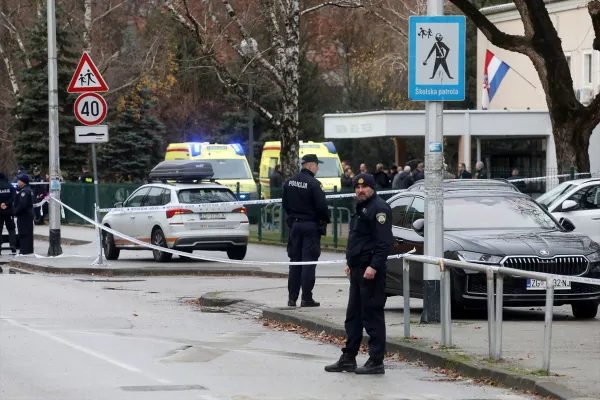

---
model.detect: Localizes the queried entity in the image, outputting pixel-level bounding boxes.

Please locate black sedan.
[386,189,600,319]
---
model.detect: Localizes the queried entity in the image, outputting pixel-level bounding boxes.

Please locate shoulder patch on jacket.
[21,192,25,197]
[376,212,386,224]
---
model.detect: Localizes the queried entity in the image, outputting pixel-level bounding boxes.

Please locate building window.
[584,53,593,84]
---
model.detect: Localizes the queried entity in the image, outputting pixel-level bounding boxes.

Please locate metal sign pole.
[47,0,63,256]
[421,0,444,324]
[91,143,104,265]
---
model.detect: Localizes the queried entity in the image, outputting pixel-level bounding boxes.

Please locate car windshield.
[297,157,341,178]
[178,188,237,204]
[445,195,559,230]
[208,159,252,180]
[536,181,576,207]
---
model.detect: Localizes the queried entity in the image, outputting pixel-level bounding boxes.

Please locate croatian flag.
[482,50,511,109]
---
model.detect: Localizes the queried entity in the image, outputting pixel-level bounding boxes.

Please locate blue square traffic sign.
[409,16,466,102]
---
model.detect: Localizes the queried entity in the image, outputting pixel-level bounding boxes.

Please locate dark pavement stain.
[120,384,206,392]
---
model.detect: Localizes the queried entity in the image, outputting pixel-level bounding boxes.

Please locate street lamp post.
[240,38,258,172]
[47,0,63,256]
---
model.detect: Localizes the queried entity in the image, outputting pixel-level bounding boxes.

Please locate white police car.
[101,161,249,262]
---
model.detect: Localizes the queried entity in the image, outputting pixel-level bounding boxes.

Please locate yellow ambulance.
[259,141,343,198]
[164,142,258,200]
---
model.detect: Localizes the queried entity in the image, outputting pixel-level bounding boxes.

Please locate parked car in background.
[386,188,600,319]
[536,178,600,244]
[101,161,249,262]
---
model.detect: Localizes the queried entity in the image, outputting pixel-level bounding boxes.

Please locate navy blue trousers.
[287,221,321,302]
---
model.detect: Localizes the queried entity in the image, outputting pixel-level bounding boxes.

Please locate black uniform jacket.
[282,169,330,223]
[346,194,393,271]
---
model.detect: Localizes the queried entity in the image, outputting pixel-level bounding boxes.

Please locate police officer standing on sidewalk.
[0,172,17,254]
[282,154,330,308]
[14,174,34,255]
[325,173,393,375]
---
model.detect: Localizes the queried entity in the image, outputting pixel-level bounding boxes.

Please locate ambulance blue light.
[324,142,337,154]
[191,143,202,157]
[230,143,245,155]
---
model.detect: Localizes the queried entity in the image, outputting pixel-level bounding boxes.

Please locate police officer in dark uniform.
[79,166,93,184]
[282,154,330,307]
[0,172,17,254]
[14,174,34,255]
[31,167,46,225]
[325,173,393,375]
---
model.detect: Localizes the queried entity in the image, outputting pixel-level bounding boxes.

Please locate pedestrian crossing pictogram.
[67,52,109,93]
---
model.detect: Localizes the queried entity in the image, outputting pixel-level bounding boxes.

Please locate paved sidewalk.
[205,278,600,399]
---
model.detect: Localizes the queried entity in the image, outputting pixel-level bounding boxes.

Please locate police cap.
[352,173,376,189]
[17,174,29,184]
[301,154,323,164]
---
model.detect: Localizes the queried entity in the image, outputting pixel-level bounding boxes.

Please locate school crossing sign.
[409,16,466,101]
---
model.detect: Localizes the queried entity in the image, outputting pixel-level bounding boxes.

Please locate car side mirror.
[559,217,576,232]
[114,202,123,208]
[561,199,578,211]
[413,218,425,237]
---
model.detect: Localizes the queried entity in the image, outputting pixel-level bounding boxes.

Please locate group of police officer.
[282,154,393,375]
[0,171,36,255]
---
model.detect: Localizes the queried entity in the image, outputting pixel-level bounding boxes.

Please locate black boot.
[324,353,357,372]
[300,299,320,307]
[355,358,385,374]
[287,300,296,307]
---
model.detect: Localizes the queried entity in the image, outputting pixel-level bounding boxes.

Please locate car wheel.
[151,228,172,262]
[571,302,598,319]
[177,248,193,260]
[226,246,247,260]
[102,228,120,261]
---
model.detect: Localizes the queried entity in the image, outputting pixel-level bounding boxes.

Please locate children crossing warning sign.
[67,52,109,93]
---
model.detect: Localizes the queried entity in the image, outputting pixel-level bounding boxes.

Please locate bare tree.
[166,0,362,178]
[449,0,600,172]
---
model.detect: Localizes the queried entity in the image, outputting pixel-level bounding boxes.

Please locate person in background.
[14,174,34,255]
[443,162,455,179]
[457,163,472,179]
[341,166,354,190]
[473,161,487,179]
[0,172,17,255]
[373,163,390,189]
[269,164,283,199]
[392,166,413,189]
[31,167,46,225]
[413,163,425,182]
[79,166,93,184]
[12,166,27,184]
[359,163,368,174]
[507,168,527,192]
[389,165,398,182]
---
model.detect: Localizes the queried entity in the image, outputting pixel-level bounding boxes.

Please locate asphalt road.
[0,273,536,400]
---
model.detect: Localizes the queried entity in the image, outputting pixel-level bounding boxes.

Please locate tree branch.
[589,0,600,52]
[300,0,364,16]
[0,11,31,68]
[367,8,408,39]
[448,0,531,54]
[91,1,126,27]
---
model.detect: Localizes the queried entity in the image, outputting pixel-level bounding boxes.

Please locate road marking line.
[1,317,171,384]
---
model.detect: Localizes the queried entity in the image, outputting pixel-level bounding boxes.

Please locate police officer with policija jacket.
[0,172,17,254]
[14,174,34,255]
[325,173,393,375]
[282,154,330,307]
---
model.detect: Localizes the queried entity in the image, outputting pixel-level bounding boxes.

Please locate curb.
[7,259,288,278]
[33,234,92,246]
[262,308,590,400]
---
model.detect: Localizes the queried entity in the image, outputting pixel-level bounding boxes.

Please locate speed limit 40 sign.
[74,92,107,125]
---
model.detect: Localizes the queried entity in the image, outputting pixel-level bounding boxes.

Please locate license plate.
[526,278,571,290]
[198,213,226,220]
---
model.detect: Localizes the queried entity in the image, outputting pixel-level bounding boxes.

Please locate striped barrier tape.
[36,196,600,288]
[508,172,594,183]
[50,195,415,266]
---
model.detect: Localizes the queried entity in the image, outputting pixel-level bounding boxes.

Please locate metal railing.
[401,254,558,372]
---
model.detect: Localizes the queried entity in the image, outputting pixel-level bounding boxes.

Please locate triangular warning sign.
[67,52,109,93]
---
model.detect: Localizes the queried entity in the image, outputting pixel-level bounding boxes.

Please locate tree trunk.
[550,118,592,173]
[279,110,300,180]
[0,43,20,98]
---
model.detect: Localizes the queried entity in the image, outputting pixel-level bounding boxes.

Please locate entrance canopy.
[323,109,552,139]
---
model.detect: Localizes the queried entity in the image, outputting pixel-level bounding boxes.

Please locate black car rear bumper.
[456,271,600,307]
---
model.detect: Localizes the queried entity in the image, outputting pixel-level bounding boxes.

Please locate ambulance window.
[267,157,278,178]
[210,159,252,179]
